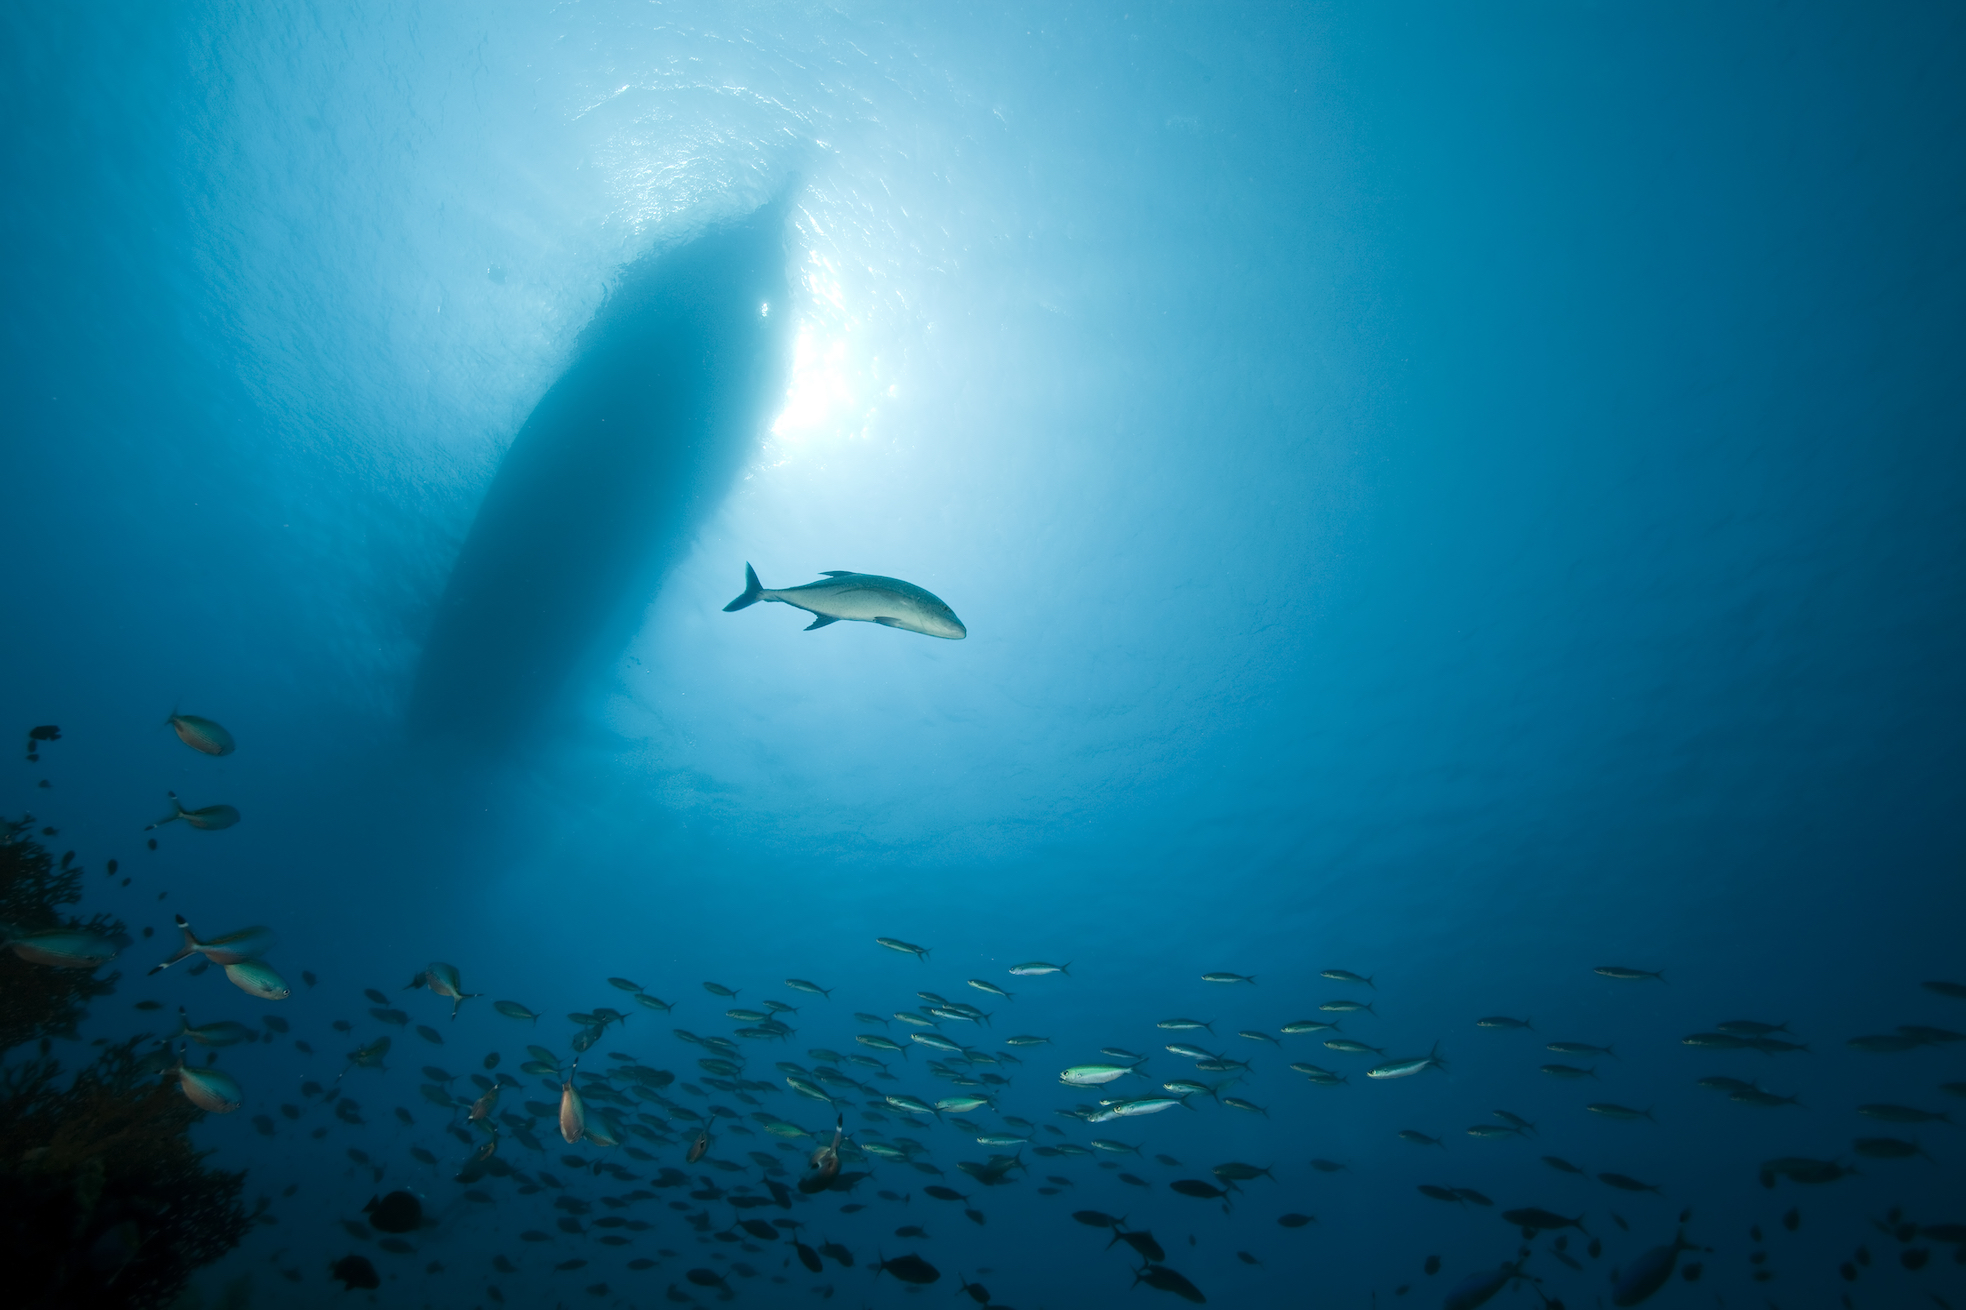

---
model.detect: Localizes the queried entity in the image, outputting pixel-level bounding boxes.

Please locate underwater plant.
[1,816,256,1308]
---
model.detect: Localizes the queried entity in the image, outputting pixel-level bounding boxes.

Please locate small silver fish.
[1200,972,1255,984]
[876,937,931,961]
[797,1113,845,1193]
[559,1059,587,1144]
[3,925,127,968]
[345,1036,392,1072]
[144,791,240,832]
[1008,962,1070,977]
[1367,1043,1446,1080]
[408,963,482,1019]
[224,959,292,1000]
[151,916,272,971]
[175,1007,253,1047]
[967,979,1014,1000]
[167,713,236,756]
[1587,1103,1657,1123]
[173,1050,243,1113]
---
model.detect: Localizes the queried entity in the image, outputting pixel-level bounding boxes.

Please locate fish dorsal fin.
[819,570,855,577]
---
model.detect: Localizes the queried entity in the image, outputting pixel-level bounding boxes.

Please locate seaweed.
[1,814,125,1052]
[0,817,255,1308]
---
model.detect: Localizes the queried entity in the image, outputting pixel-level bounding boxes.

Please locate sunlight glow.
[766,248,885,455]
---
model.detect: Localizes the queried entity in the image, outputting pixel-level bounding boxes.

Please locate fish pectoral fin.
[804,615,840,630]
[872,617,907,628]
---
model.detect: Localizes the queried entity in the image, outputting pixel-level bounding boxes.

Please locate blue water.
[6,3,1964,1307]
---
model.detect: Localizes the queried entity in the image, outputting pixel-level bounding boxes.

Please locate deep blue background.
[4,3,1963,1307]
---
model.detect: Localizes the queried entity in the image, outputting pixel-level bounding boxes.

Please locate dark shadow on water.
[410,191,795,752]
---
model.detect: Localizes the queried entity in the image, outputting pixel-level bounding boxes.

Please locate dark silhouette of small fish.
[331,1255,380,1289]
[365,1191,423,1233]
[1600,1173,1661,1193]
[872,1251,940,1285]
[1593,965,1664,982]
[1133,1263,1207,1303]
[1502,1208,1587,1235]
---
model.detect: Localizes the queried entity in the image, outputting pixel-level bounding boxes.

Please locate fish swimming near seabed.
[169,1047,244,1113]
[723,565,966,639]
[2,924,128,968]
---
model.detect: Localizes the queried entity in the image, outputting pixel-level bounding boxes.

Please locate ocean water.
[4,2,1964,1307]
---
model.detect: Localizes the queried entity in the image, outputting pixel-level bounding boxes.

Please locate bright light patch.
[761,247,895,460]
[771,324,854,443]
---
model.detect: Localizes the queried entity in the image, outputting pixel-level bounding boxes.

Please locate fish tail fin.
[1367,975,1376,989]
[723,563,766,611]
[1060,962,1071,976]
[150,916,199,973]
[143,793,185,832]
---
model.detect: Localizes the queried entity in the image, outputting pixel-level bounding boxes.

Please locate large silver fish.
[723,565,966,639]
